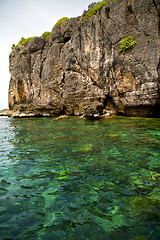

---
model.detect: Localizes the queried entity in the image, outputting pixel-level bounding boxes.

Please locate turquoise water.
[0,116,160,240]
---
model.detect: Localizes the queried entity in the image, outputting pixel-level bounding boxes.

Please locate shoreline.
[0,106,159,119]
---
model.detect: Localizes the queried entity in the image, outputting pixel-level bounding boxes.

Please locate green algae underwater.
[0,116,160,240]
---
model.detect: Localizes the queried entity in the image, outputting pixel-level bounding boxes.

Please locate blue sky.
[0,0,94,109]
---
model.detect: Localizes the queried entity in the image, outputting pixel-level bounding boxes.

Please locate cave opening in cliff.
[103,95,116,112]
[63,36,71,43]
[60,105,67,115]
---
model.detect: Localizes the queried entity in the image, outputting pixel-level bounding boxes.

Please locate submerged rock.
[53,115,68,121]
[7,0,160,118]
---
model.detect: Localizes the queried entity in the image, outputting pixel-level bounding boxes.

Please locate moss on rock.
[84,0,115,19]
[12,36,36,50]
[54,17,70,27]
[42,31,51,38]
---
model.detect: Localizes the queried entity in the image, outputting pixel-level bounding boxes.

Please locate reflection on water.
[0,116,160,239]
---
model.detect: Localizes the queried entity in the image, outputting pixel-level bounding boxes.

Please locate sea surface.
[0,116,160,240]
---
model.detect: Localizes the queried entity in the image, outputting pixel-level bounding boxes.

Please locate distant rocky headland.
[1,0,160,118]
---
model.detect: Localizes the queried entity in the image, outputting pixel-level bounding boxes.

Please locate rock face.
[7,0,160,118]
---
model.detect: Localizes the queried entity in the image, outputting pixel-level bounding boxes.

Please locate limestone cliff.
[5,0,160,117]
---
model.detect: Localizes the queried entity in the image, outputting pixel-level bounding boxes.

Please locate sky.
[0,0,94,109]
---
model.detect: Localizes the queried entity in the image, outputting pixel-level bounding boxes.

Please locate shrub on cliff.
[12,36,36,50]
[11,44,15,50]
[84,0,115,19]
[119,36,137,54]
[54,17,70,27]
[42,31,51,38]
[20,37,36,45]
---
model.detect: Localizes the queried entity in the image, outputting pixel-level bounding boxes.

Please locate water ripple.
[0,116,160,239]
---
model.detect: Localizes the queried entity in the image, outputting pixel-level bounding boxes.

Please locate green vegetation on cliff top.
[12,17,69,51]
[54,17,70,27]
[12,0,116,50]
[12,36,36,50]
[12,31,51,50]
[84,0,115,19]
[42,31,51,38]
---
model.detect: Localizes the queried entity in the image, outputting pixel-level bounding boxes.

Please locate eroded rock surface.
[7,0,160,118]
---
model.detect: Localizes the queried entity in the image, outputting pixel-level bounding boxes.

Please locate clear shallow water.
[0,116,160,240]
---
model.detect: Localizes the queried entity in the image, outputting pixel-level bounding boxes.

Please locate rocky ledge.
[2,0,160,118]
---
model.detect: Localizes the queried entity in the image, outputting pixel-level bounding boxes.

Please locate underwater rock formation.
[4,0,160,118]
